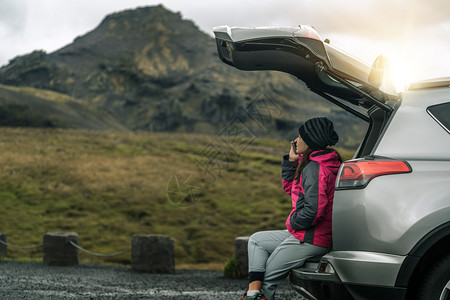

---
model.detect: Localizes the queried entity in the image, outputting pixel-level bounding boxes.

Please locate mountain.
[0,5,365,147]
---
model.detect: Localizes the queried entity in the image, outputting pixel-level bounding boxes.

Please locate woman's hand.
[289,140,299,162]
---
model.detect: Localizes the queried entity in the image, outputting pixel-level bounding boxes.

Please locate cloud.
[262,0,450,39]
[0,0,30,65]
[0,0,27,33]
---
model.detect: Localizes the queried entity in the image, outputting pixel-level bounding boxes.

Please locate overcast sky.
[1,0,449,88]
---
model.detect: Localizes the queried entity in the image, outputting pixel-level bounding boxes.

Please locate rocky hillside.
[0,5,365,146]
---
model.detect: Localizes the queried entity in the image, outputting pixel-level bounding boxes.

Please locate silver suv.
[213,25,450,300]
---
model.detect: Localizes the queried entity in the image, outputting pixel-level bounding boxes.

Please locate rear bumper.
[290,268,406,300]
[290,267,351,300]
[289,251,408,300]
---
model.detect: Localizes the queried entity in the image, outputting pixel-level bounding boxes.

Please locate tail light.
[336,159,412,189]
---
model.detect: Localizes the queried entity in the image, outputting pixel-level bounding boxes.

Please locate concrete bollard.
[43,232,79,266]
[235,236,250,277]
[131,235,175,273]
[0,233,6,258]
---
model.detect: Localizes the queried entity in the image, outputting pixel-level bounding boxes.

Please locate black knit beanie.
[298,117,339,150]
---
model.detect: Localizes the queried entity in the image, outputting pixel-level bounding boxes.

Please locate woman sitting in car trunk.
[241,117,342,300]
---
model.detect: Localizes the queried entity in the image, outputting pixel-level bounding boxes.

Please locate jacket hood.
[300,150,341,174]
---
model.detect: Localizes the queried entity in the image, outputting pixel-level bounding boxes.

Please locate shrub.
[223,257,241,278]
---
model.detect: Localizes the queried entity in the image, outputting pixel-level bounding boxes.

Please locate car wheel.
[440,280,450,299]
[417,254,450,300]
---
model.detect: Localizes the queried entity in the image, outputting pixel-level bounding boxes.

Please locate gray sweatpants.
[248,230,329,300]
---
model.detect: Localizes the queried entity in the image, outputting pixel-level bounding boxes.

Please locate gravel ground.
[0,261,302,299]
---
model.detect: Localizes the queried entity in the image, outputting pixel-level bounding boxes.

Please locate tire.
[417,254,450,300]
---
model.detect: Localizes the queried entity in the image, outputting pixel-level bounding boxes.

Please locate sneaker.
[240,291,267,300]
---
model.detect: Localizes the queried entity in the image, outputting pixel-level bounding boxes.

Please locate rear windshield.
[428,102,450,134]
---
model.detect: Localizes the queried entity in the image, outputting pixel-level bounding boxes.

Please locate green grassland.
[0,127,354,268]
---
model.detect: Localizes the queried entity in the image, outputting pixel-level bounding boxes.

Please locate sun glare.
[382,50,424,93]
[389,58,413,92]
